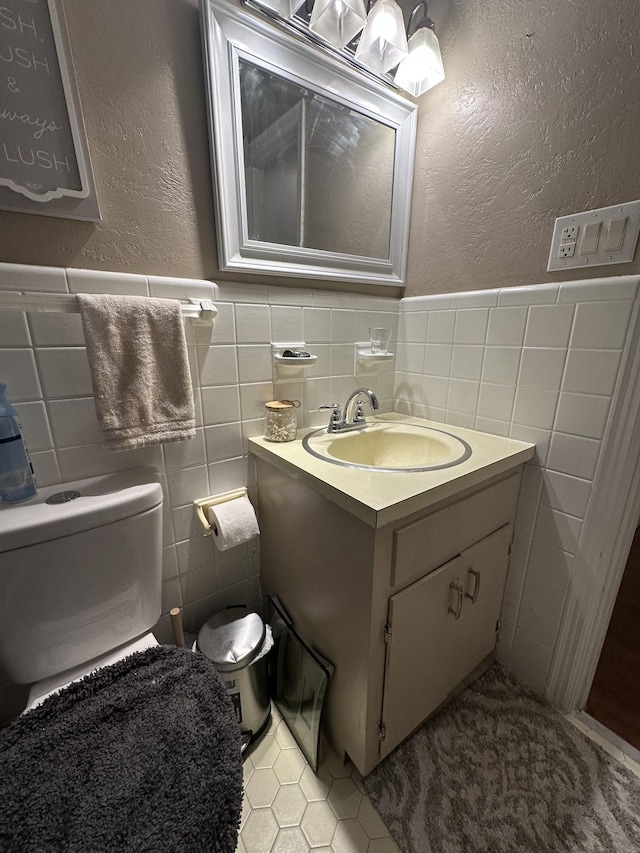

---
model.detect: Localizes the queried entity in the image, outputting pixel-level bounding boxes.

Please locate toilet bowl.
[24,631,159,711]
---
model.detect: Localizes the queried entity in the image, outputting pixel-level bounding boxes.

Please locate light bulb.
[253,0,306,19]
[310,0,367,49]
[354,0,408,76]
[394,26,445,95]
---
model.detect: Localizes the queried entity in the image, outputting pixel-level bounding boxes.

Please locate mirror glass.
[201,0,417,286]
[240,60,395,259]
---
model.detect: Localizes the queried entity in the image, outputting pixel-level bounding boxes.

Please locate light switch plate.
[547,200,640,272]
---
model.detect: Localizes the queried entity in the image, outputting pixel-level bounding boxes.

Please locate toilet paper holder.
[194,488,248,536]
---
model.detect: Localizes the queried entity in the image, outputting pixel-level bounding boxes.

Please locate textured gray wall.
[0,0,638,296]
[0,0,216,279]
[407,0,640,295]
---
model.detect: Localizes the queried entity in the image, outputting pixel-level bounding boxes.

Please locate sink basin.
[302,421,472,472]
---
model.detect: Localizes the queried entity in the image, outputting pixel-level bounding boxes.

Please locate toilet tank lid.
[0,468,163,553]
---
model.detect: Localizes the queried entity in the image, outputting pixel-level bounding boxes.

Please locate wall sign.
[0,0,100,220]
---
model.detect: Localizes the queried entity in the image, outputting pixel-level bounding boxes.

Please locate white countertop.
[249,414,535,529]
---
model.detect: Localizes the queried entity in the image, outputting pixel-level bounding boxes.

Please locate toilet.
[0,468,243,852]
[0,468,164,706]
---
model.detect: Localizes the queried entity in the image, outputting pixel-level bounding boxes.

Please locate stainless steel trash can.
[197,607,271,745]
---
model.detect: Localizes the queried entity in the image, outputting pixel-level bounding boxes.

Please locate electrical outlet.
[558,242,576,258]
[548,201,640,271]
[561,225,579,242]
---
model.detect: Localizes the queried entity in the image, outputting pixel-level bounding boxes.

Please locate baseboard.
[575,710,640,768]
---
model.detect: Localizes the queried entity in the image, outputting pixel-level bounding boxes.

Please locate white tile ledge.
[148,275,215,301]
[66,268,148,296]
[0,262,214,300]
[557,276,639,303]
[0,263,68,293]
[401,275,640,312]
[401,294,452,311]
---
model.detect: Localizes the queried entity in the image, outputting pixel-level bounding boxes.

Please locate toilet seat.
[2,645,243,853]
[25,631,158,712]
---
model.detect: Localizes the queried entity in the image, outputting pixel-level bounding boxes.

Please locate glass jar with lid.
[264,400,299,442]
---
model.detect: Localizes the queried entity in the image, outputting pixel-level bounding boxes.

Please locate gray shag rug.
[0,645,243,853]
[364,663,640,853]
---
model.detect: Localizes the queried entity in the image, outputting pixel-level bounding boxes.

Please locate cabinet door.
[379,523,513,760]
[454,523,512,676]
[379,554,467,759]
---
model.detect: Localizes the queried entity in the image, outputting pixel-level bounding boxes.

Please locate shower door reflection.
[240,59,395,260]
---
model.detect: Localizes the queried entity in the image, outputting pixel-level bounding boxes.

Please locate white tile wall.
[524,304,574,348]
[562,349,622,396]
[398,275,640,694]
[0,263,398,720]
[487,306,528,346]
[0,311,30,345]
[2,261,639,719]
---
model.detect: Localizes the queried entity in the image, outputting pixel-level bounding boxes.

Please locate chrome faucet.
[319,387,379,433]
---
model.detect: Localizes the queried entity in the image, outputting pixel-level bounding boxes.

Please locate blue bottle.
[0,382,37,502]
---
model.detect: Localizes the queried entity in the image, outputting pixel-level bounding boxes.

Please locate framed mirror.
[201,0,418,286]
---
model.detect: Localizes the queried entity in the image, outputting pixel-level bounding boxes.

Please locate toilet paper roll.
[207,496,260,551]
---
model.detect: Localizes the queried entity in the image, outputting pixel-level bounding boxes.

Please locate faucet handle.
[319,403,343,432]
[353,400,368,424]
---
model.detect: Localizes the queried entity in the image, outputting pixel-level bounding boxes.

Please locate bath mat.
[0,645,242,853]
[364,663,640,853]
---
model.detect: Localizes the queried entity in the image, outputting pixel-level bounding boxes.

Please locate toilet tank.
[0,469,163,684]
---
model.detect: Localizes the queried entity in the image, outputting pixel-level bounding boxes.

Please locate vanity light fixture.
[255,0,306,17]
[246,0,445,97]
[309,0,368,49]
[354,0,408,76]
[394,0,445,95]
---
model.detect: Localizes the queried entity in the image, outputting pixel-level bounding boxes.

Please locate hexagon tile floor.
[237,705,400,853]
[236,704,640,852]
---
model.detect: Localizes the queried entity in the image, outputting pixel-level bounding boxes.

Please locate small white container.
[264,400,299,442]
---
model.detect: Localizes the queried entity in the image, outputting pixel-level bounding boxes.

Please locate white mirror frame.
[201,0,418,286]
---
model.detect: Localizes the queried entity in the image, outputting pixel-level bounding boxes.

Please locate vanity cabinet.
[254,455,524,776]
[380,523,511,760]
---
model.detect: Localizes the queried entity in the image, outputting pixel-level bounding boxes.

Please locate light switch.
[580,221,601,254]
[605,217,627,251]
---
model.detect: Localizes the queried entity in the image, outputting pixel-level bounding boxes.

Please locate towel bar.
[0,293,218,325]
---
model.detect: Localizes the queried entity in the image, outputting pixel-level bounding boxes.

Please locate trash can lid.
[197,607,266,672]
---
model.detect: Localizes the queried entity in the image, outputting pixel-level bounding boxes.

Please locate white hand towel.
[78,293,196,451]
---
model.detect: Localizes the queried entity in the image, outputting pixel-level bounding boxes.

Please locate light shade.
[253,0,306,18]
[310,0,368,49]
[354,0,408,76]
[394,26,445,95]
